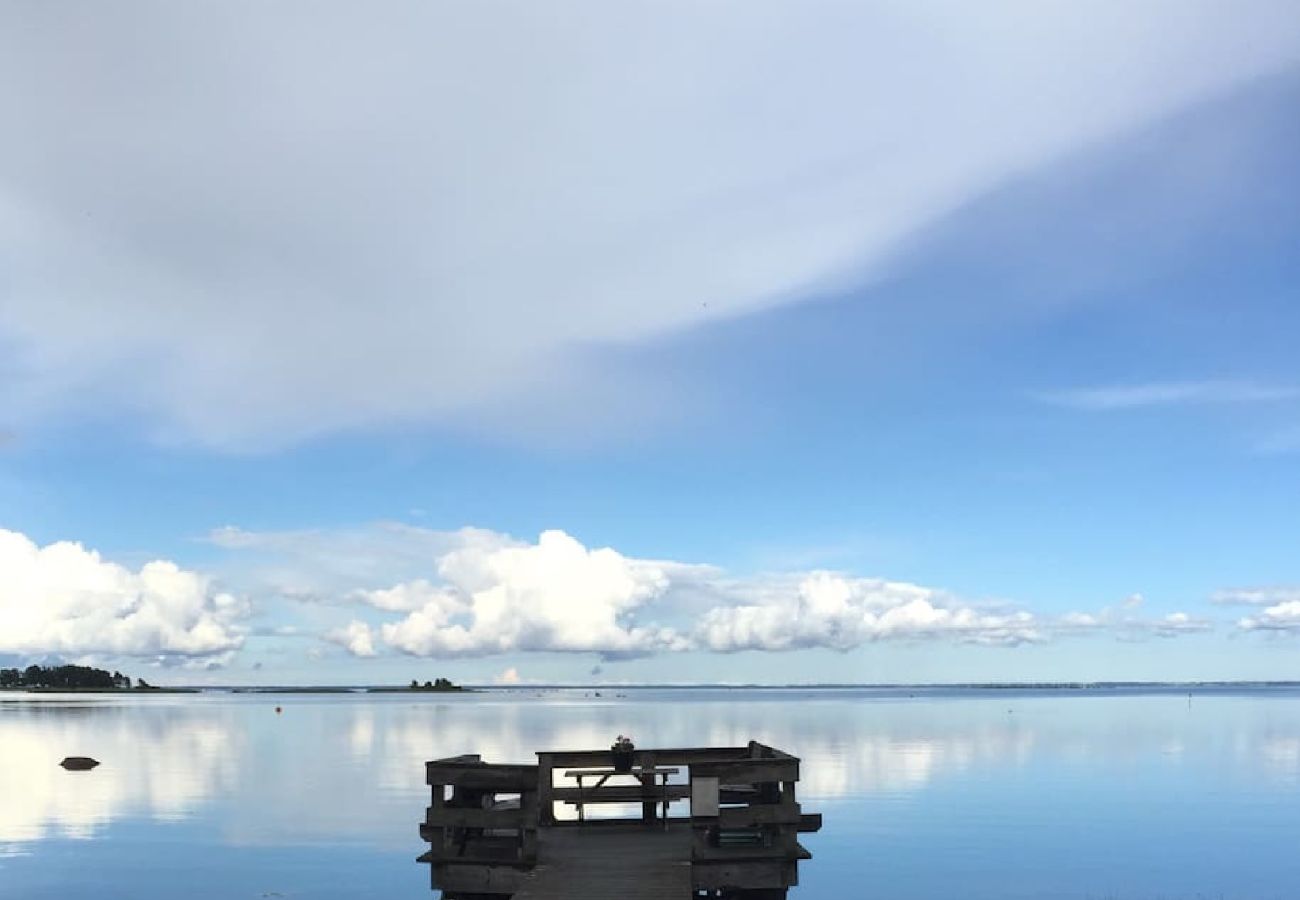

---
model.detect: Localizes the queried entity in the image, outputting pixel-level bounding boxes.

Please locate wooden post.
[638,771,656,823]
[536,752,555,825]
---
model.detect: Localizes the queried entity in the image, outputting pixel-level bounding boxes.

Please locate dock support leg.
[639,772,656,824]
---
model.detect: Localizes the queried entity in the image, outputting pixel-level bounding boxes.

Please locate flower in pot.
[611,735,635,772]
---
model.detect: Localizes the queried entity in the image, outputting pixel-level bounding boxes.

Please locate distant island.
[368,677,467,693]
[0,664,192,692]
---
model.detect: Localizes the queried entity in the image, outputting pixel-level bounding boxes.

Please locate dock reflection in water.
[1,687,1299,898]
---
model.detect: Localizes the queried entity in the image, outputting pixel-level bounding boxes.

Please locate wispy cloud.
[1208,587,1300,634]
[1211,586,1300,607]
[1238,602,1300,633]
[3,3,1299,448]
[1254,426,1300,455]
[1055,600,1213,641]
[1033,380,1298,411]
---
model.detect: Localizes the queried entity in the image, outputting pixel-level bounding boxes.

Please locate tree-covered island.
[0,664,163,691]
[368,677,467,693]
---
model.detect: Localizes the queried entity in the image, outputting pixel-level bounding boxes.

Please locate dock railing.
[536,744,754,825]
[419,754,539,894]
[688,741,821,892]
[424,742,821,897]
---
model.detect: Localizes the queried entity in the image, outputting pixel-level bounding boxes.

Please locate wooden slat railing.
[419,754,540,866]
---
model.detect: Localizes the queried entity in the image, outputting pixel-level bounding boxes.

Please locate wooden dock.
[513,824,692,899]
[418,741,821,899]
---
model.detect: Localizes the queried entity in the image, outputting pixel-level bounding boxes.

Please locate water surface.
[2,686,1298,899]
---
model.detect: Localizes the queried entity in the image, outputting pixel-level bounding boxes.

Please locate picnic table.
[563,766,681,827]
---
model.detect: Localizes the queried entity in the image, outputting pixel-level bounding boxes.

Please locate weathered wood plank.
[550,784,691,804]
[427,861,529,894]
[692,858,793,891]
[511,825,692,900]
[797,812,823,833]
[715,801,802,827]
[424,806,528,828]
[691,759,799,784]
[426,764,537,790]
[539,747,754,768]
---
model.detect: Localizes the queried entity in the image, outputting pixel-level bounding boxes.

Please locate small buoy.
[60,757,99,771]
[275,706,282,714]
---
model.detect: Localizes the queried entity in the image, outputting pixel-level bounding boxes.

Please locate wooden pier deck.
[419,741,821,899]
[512,824,692,900]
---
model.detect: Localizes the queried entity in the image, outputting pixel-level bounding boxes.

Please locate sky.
[2,1,1299,685]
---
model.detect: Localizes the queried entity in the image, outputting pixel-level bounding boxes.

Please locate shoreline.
[6,681,1298,695]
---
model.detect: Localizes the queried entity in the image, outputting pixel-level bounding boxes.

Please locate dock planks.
[511,823,693,900]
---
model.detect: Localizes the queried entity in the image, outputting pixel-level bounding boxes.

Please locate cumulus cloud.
[0,528,246,660]
[205,523,1233,659]
[494,667,522,686]
[696,572,1044,651]
[1238,602,1300,633]
[326,620,376,657]
[380,530,686,659]
[2,3,1299,447]
[305,529,1054,656]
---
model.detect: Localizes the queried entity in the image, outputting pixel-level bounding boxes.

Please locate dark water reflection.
[2,687,1298,898]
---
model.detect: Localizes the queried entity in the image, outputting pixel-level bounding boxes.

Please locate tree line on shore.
[0,664,151,690]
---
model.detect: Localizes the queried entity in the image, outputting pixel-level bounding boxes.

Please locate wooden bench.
[562,767,682,825]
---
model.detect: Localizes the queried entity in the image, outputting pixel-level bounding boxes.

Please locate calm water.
[2,687,1299,899]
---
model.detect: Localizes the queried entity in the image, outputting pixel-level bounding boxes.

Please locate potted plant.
[610,734,635,773]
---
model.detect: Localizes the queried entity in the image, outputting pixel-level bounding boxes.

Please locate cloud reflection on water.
[2,690,1298,851]
[0,699,241,843]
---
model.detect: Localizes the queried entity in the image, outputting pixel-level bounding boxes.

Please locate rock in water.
[60,757,100,770]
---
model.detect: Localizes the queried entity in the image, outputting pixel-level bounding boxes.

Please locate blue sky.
[2,2,1299,684]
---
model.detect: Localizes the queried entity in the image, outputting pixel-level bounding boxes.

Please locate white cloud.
[2,3,1299,447]
[494,667,522,686]
[326,529,1050,655]
[0,528,246,660]
[1056,600,1212,640]
[696,572,1044,651]
[0,708,240,843]
[326,620,377,657]
[1238,602,1300,633]
[1211,586,1300,607]
[1059,612,1103,631]
[1033,380,1298,411]
[380,530,687,659]
[211,523,1232,658]
[357,580,463,614]
[1145,612,1213,638]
